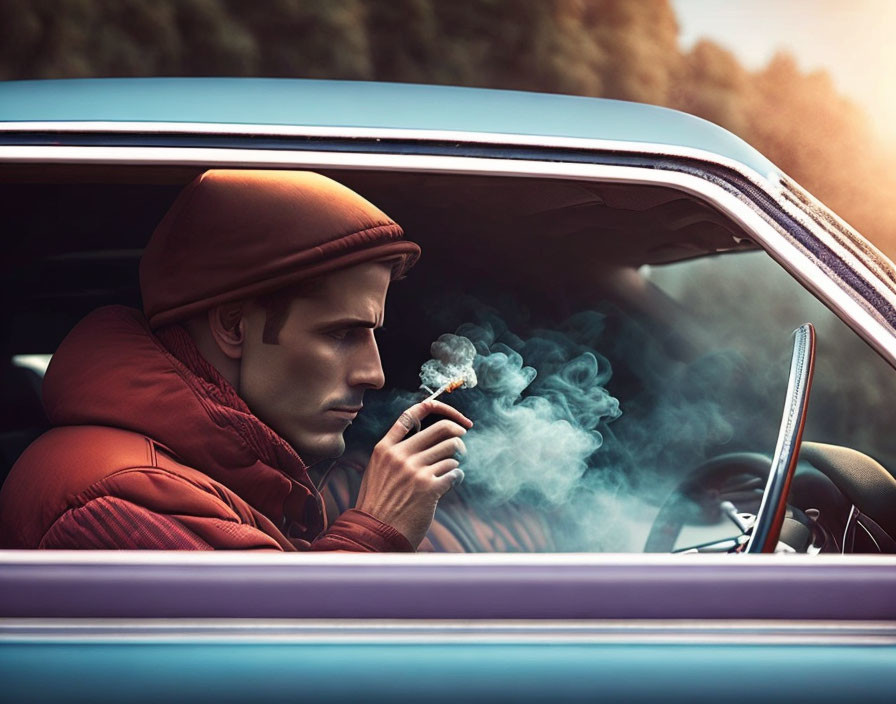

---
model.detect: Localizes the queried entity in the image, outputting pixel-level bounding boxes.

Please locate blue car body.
[0,77,778,178]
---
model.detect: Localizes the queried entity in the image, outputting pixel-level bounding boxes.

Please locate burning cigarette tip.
[423,377,467,403]
[445,378,464,393]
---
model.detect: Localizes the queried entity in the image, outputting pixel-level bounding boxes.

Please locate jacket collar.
[42,306,324,537]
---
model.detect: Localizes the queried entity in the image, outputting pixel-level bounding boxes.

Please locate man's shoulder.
[0,425,245,548]
[11,425,168,487]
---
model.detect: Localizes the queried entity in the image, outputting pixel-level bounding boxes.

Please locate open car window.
[643,253,896,552]
[646,252,896,471]
[2,163,895,555]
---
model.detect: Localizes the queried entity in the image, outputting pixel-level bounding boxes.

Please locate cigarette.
[422,378,465,403]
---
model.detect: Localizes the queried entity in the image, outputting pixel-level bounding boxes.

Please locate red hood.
[42,305,324,537]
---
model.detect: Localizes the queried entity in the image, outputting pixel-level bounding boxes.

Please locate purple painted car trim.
[2,557,894,620]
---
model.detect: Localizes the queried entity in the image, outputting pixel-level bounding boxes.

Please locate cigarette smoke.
[353,297,752,551]
[450,311,621,507]
[419,333,478,391]
[347,252,896,552]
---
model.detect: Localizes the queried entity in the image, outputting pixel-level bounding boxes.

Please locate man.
[0,169,471,551]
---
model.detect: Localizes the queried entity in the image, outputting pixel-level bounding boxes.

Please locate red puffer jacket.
[0,306,412,551]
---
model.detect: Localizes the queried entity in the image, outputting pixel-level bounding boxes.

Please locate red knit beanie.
[140,169,420,329]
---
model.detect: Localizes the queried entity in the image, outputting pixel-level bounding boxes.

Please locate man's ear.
[207,302,245,360]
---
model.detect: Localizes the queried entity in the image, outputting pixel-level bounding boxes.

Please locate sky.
[672,0,896,142]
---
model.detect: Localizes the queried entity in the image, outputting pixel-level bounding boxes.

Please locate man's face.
[238,261,391,464]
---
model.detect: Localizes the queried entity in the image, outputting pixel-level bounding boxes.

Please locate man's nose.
[350,333,385,390]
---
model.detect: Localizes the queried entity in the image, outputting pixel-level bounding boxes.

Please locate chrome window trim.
[2,618,894,646]
[0,121,782,182]
[2,143,894,368]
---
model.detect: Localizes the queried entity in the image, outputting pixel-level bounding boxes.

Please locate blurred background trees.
[2,0,894,258]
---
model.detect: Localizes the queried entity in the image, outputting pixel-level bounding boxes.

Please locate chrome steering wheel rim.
[745,323,816,552]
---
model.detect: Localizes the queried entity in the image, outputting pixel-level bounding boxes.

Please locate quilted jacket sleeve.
[40,495,282,550]
[311,509,413,552]
[38,468,412,552]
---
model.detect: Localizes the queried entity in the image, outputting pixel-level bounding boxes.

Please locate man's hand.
[355,400,472,549]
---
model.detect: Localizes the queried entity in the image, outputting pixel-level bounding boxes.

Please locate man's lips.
[328,406,362,419]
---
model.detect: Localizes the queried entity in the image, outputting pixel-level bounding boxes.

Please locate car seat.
[0,360,49,488]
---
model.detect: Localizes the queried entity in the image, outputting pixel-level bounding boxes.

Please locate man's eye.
[326,327,380,342]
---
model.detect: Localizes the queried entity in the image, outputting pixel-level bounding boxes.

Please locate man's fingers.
[402,418,468,454]
[433,467,465,495]
[399,411,422,434]
[430,458,461,477]
[384,408,421,443]
[423,400,473,429]
[383,399,472,445]
[419,436,467,466]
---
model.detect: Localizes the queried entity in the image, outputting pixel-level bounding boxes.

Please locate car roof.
[0,77,780,180]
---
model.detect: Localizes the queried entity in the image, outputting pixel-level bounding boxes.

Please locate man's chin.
[290,433,346,467]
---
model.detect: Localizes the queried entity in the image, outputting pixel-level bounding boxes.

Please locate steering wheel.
[645,323,816,553]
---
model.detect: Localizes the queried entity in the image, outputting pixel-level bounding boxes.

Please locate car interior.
[2,164,894,553]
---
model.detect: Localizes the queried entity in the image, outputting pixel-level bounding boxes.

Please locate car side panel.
[2,641,895,703]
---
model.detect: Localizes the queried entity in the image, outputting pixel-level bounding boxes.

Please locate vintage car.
[0,78,894,701]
